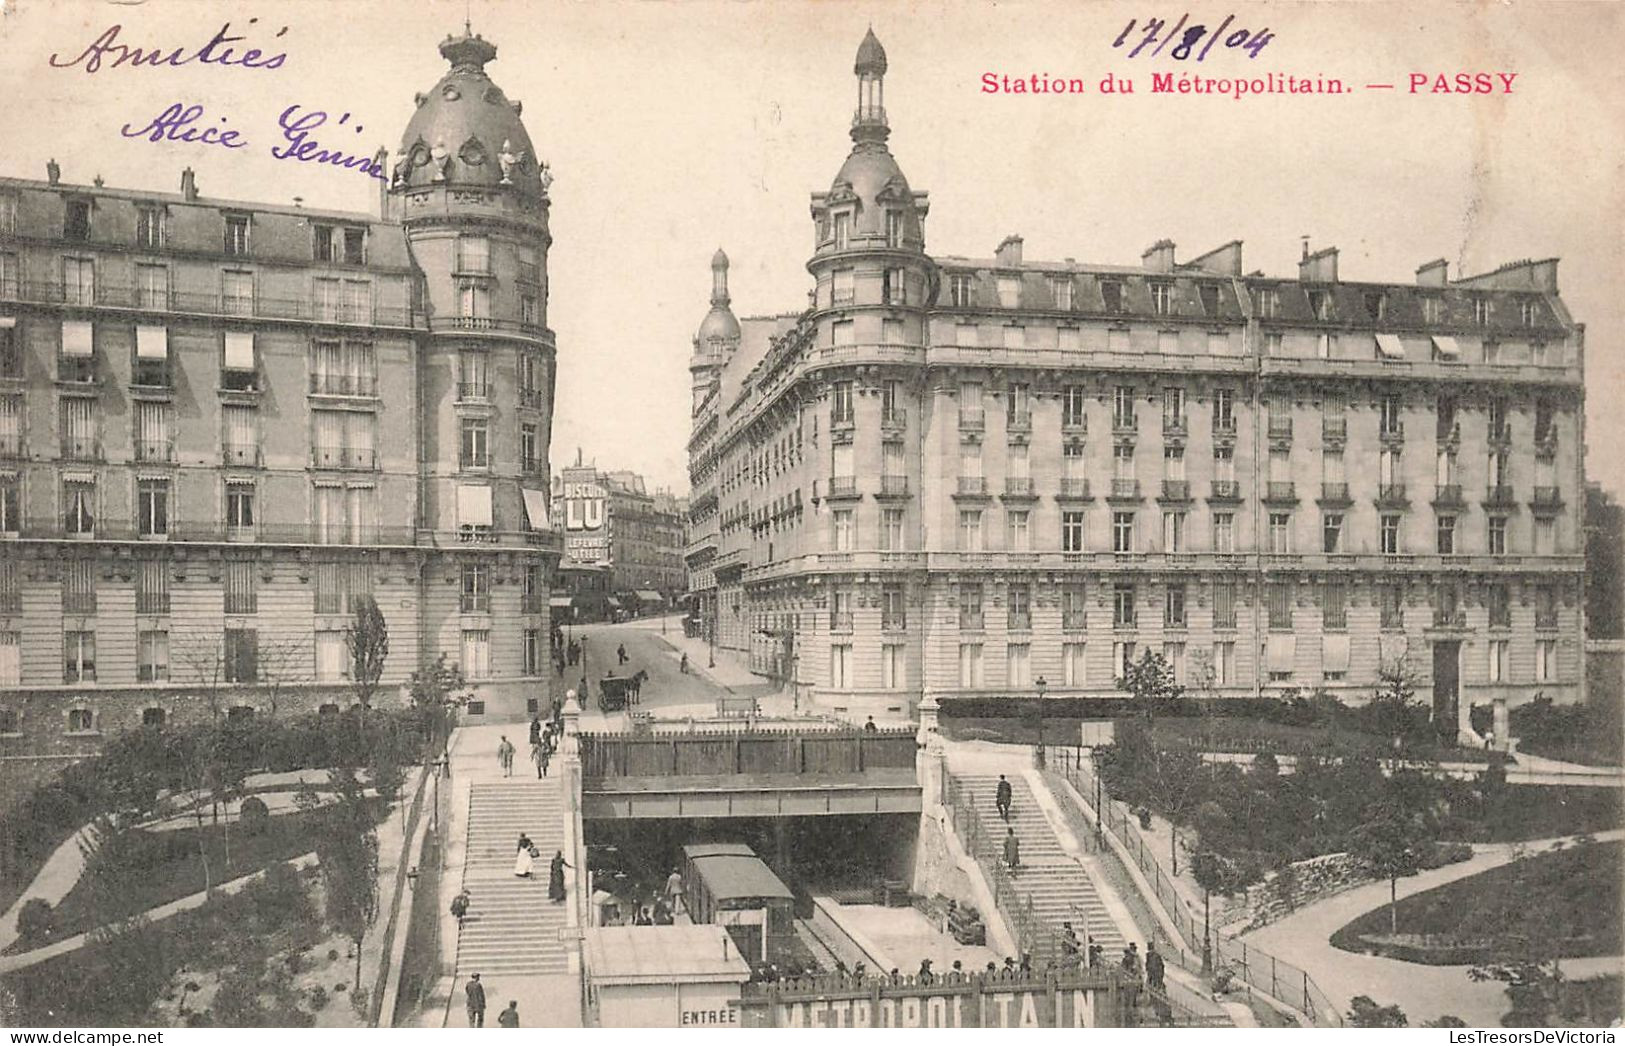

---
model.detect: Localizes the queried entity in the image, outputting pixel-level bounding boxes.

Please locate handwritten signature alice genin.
[120,104,386,181]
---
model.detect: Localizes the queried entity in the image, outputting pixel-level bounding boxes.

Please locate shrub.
[16,898,53,942]
[238,796,270,835]
[1347,995,1408,1027]
[307,986,329,1011]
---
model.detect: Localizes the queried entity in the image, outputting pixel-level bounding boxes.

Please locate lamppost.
[580,635,590,699]
[1033,676,1049,769]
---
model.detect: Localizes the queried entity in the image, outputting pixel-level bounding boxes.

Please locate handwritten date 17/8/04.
[1114,14,1273,61]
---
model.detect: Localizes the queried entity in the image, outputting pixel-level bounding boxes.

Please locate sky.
[2,0,1621,499]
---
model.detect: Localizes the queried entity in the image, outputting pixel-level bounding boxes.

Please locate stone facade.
[685,31,1588,725]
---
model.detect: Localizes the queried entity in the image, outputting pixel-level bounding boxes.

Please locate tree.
[319,768,379,987]
[407,653,473,752]
[346,597,390,710]
[1371,653,1431,748]
[1347,995,1408,1027]
[1348,798,1432,935]
[1117,649,1184,729]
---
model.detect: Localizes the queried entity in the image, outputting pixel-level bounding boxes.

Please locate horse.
[629,669,647,704]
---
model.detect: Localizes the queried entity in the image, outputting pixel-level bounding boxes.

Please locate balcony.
[959,614,985,632]
[0,279,417,327]
[1376,482,1408,505]
[1380,421,1406,442]
[959,410,985,431]
[1432,484,1464,506]
[521,594,548,614]
[881,408,907,431]
[311,445,377,470]
[1265,481,1297,502]
[1488,422,1512,446]
[310,374,377,396]
[1058,477,1091,499]
[1212,417,1237,438]
[60,437,101,461]
[1209,480,1241,501]
[1268,417,1294,438]
[956,476,988,496]
[1163,415,1188,436]
[1008,611,1032,631]
[131,363,171,390]
[1003,476,1035,497]
[1319,482,1351,504]
[454,253,492,277]
[519,387,546,410]
[1484,484,1516,506]
[1111,417,1137,436]
[827,475,859,498]
[1062,413,1088,433]
[1436,421,1461,444]
[879,475,910,496]
[1109,478,1141,500]
[223,442,262,467]
[1322,417,1347,441]
[1535,429,1558,454]
[133,439,174,463]
[135,593,170,616]
[829,612,854,632]
[1007,409,1032,431]
[1536,611,1560,630]
[1159,480,1191,501]
[63,593,97,615]
[457,381,490,402]
[1432,609,1468,629]
[0,433,23,458]
[460,595,492,613]
[882,613,907,632]
[1532,486,1563,509]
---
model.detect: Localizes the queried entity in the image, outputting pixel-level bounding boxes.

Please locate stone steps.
[454,779,574,979]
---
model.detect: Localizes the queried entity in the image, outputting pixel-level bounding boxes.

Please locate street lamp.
[1034,676,1049,770]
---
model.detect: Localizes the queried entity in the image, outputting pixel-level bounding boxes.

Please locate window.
[1487,639,1508,683]
[832,213,850,250]
[881,644,905,689]
[1113,582,1135,628]
[461,564,490,613]
[1212,388,1234,433]
[64,199,92,241]
[135,557,168,614]
[880,507,904,550]
[831,268,855,304]
[1267,582,1293,629]
[224,214,250,255]
[831,380,853,424]
[958,643,984,688]
[1113,444,1134,482]
[1052,277,1074,310]
[1211,641,1235,685]
[1212,581,1236,629]
[1536,585,1559,629]
[224,628,256,682]
[1268,512,1292,554]
[63,476,95,535]
[958,509,983,551]
[1437,514,1457,555]
[1150,282,1172,316]
[1063,385,1087,427]
[1112,511,1135,553]
[62,559,95,615]
[456,235,491,274]
[1165,584,1186,627]
[1535,639,1557,682]
[60,396,97,458]
[1008,585,1031,630]
[0,474,15,537]
[1006,643,1032,687]
[1213,512,1234,553]
[1063,442,1085,479]
[832,509,854,551]
[136,478,170,537]
[1380,514,1402,554]
[0,194,14,234]
[1063,642,1086,687]
[137,630,168,682]
[959,381,982,422]
[959,442,982,481]
[1323,582,1348,630]
[1214,445,1235,484]
[1322,512,1343,553]
[1421,295,1442,324]
[62,256,95,306]
[950,273,973,307]
[885,210,904,248]
[460,417,489,469]
[996,275,1020,309]
[1307,289,1332,321]
[1380,395,1403,435]
[1113,386,1136,429]
[1062,585,1087,630]
[461,629,491,679]
[342,226,366,265]
[959,583,983,630]
[1112,641,1136,679]
[1100,280,1123,314]
[1379,585,1404,629]
[315,630,348,682]
[222,270,254,316]
[67,708,94,733]
[1062,511,1086,553]
[1535,517,1556,555]
[881,585,906,631]
[1006,509,1030,551]
[1473,297,1490,326]
[1488,515,1508,555]
[63,631,95,683]
[1254,286,1280,318]
[1488,584,1511,628]
[224,560,257,614]
[1163,446,1185,483]
[1162,510,1185,552]
[458,281,490,319]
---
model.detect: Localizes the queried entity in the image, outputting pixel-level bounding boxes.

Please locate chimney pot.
[180,168,199,201]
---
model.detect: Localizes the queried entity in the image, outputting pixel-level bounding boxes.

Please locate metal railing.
[958,476,988,495]
[828,476,858,497]
[1061,477,1091,498]
[1005,477,1035,496]
[881,475,909,495]
[1209,480,1238,500]
[310,374,377,396]
[1321,418,1347,439]
[1110,478,1140,499]
[1320,482,1349,501]
[1265,481,1296,501]
[1052,749,1344,1026]
[0,279,415,327]
[133,439,173,463]
[1160,480,1190,500]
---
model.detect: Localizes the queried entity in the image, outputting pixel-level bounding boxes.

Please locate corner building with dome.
[0,29,562,795]
[687,31,1589,731]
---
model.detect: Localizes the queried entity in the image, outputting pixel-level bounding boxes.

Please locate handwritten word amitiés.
[49,20,289,74]
[271,106,386,181]
[121,103,247,149]
[1113,14,1272,61]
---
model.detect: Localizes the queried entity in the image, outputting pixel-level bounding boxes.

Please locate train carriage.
[681,843,797,968]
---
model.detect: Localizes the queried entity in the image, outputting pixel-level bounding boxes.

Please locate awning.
[634,590,663,603]
[606,598,622,608]
[1323,633,1351,673]
[549,596,573,609]
[521,488,549,531]
[61,320,94,357]
[223,331,255,371]
[1375,334,1405,359]
[1431,335,1461,359]
[1266,633,1297,674]
[456,484,492,527]
[136,325,168,360]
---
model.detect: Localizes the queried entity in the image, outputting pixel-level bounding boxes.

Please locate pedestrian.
[529,715,542,747]
[680,652,689,674]
[497,1000,520,1028]
[464,972,486,1027]
[1122,943,1140,978]
[517,832,533,853]
[652,898,673,925]
[917,958,933,984]
[1019,953,1032,976]
[1002,826,1021,876]
[497,735,515,777]
[450,889,470,929]
[533,740,551,778]
[1088,943,1103,970]
[617,643,627,665]
[995,774,1013,822]
[665,867,686,915]
[549,850,570,902]
[514,840,536,878]
[434,750,450,779]
[864,715,878,733]
[1060,922,1081,965]
[1145,941,1166,992]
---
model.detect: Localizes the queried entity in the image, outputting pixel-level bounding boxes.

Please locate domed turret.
[697,249,741,345]
[854,27,887,76]
[393,28,546,197]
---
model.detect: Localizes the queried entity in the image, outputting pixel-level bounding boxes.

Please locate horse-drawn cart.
[598,675,633,713]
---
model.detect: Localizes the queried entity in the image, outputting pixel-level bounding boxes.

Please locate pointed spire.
[710,248,730,307]
[851,29,889,144]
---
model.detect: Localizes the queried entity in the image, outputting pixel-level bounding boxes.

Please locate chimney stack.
[1415,259,1449,287]
[46,159,60,185]
[995,235,1023,267]
[1299,246,1339,283]
[180,168,199,202]
[1141,239,1177,273]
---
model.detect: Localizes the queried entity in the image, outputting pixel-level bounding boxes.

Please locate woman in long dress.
[548,850,570,902]
[514,844,535,878]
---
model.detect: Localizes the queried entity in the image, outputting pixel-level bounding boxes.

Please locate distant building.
[1585,483,1623,710]
[687,30,1587,732]
[552,458,687,614]
[0,29,563,794]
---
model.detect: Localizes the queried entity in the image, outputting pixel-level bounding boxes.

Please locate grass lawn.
[1329,841,1622,963]
[10,802,382,952]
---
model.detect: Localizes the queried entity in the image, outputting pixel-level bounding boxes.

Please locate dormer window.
[1307,289,1333,321]
[832,213,851,251]
[1254,286,1280,318]
[1100,280,1124,314]
[224,214,251,256]
[996,275,1020,309]
[1520,299,1539,327]
[886,211,903,248]
[1198,283,1220,317]
[136,206,165,249]
[1364,291,1387,321]
[1421,295,1442,324]
[950,273,973,308]
[1150,282,1173,316]
[1473,297,1491,326]
[1052,277,1074,311]
[64,199,91,242]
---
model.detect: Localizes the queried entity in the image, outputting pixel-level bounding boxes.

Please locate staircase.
[954,773,1126,965]
[455,779,571,977]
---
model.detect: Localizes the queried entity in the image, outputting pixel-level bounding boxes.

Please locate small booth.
[583,924,751,1028]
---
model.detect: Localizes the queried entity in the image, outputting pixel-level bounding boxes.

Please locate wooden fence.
[579,728,917,779]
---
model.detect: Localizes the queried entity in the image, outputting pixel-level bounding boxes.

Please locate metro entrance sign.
[739,970,1138,1028]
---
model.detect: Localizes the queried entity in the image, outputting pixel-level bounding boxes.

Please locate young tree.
[1349,798,1432,935]
[407,653,473,752]
[346,596,390,710]
[1371,652,1431,748]
[1117,648,1185,729]
[319,768,379,987]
